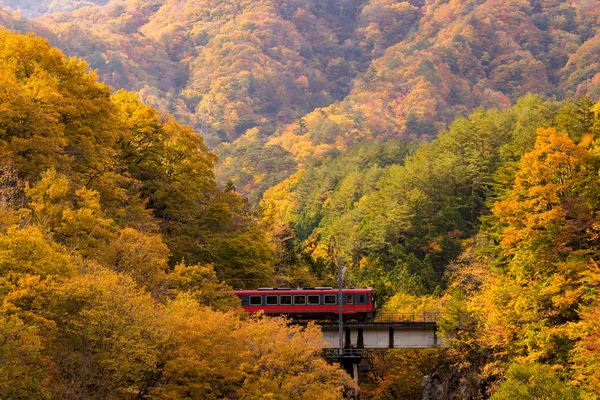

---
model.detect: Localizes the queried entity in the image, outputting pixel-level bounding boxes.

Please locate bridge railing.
[373,312,440,323]
[324,348,365,359]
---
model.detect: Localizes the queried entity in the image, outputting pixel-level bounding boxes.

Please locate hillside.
[272,0,600,155]
[10,0,372,145]
[0,29,356,399]
[0,0,110,17]
[0,25,274,288]
[1,0,598,200]
[2,1,600,398]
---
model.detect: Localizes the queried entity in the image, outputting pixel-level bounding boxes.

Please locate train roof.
[234,288,373,294]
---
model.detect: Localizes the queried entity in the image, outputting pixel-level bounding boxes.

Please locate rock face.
[422,370,490,400]
[422,372,450,400]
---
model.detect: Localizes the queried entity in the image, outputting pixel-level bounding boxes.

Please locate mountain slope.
[0,27,273,287]
[272,0,600,159]
[1,0,599,201]
[18,0,374,147]
[0,0,110,17]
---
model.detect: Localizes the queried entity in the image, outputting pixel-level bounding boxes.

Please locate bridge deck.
[317,321,437,328]
[306,313,440,349]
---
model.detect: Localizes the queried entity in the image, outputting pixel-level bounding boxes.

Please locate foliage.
[263,97,559,297]
[2,0,599,202]
[151,297,354,399]
[104,227,170,294]
[490,363,580,400]
[441,101,600,398]
[0,315,52,399]
[0,28,274,287]
[361,349,445,400]
[0,30,351,398]
[2,2,600,397]
[166,262,241,312]
[569,291,600,397]
[0,0,109,17]
[32,267,168,399]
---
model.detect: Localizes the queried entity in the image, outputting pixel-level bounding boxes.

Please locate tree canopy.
[0,29,353,399]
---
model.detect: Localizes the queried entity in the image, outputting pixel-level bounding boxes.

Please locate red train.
[235,287,376,320]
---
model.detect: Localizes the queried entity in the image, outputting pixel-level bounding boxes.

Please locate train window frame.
[346,295,354,304]
[266,295,278,305]
[249,296,262,305]
[280,295,292,305]
[293,295,306,305]
[359,295,365,303]
[307,295,320,305]
[324,295,337,305]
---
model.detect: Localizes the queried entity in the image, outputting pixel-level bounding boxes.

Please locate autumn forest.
[1,0,600,398]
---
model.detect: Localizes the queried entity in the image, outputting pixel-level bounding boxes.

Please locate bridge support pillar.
[345,327,351,348]
[357,328,364,348]
[352,362,359,399]
[325,349,363,399]
[340,356,361,400]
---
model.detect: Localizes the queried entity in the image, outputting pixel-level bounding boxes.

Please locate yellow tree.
[569,290,600,396]
[152,297,353,399]
[104,227,170,294]
[166,263,240,311]
[235,317,353,399]
[0,29,119,182]
[0,225,75,279]
[25,169,117,259]
[493,128,591,255]
[5,267,169,399]
[0,314,53,399]
[150,296,246,399]
[478,128,598,364]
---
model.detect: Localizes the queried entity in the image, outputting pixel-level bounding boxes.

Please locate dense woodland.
[2,0,600,398]
[1,0,599,201]
[0,30,352,398]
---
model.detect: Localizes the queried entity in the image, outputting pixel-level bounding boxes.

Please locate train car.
[235,287,376,320]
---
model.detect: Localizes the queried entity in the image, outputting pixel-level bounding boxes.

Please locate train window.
[324,295,336,305]
[307,295,320,304]
[346,295,354,304]
[250,296,262,305]
[280,295,292,305]
[359,295,365,303]
[293,295,306,305]
[266,295,278,305]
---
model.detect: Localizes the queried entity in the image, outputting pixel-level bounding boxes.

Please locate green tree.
[490,363,580,400]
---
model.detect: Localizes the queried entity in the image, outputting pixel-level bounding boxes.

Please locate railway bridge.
[319,312,439,351]
[302,312,440,397]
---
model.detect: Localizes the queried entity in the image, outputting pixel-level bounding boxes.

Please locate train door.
[371,291,377,316]
[356,293,369,307]
[344,293,356,314]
